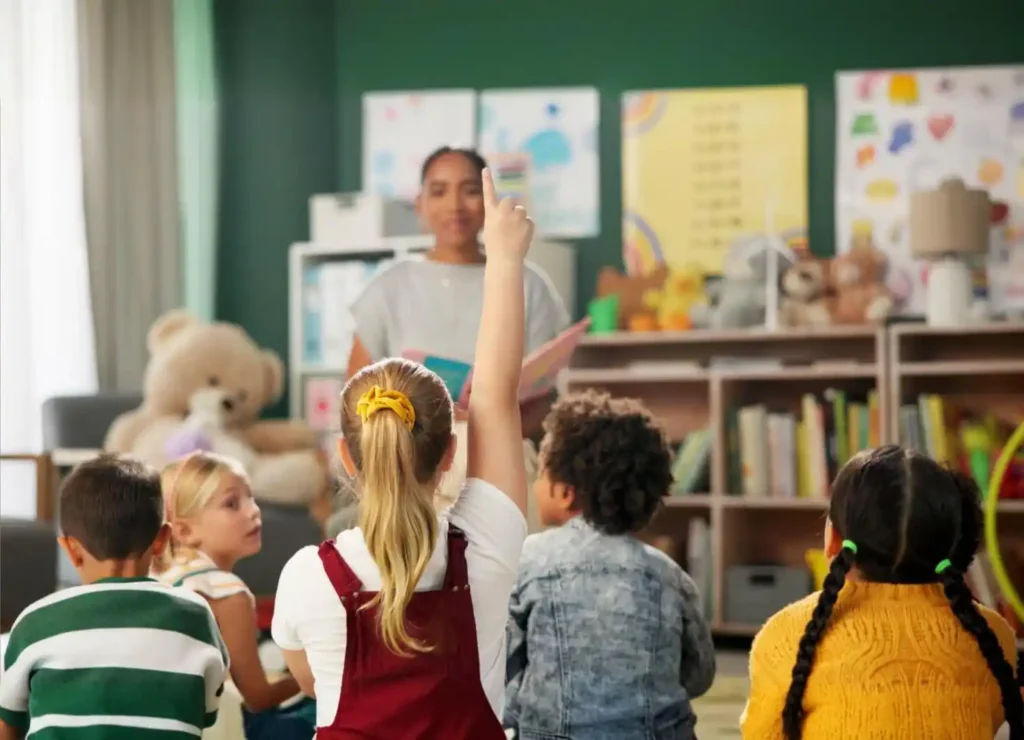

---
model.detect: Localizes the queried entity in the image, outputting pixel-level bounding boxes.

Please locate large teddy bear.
[105,310,331,508]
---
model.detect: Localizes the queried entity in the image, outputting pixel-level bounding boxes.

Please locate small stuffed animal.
[778,255,832,328]
[643,265,708,330]
[829,235,894,324]
[709,235,791,329]
[596,265,669,330]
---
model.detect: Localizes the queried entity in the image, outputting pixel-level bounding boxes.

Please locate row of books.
[728,389,881,499]
[898,395,1024,499]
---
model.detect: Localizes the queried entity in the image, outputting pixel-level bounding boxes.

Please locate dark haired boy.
[0,455,228,740]
[504,392,716,740]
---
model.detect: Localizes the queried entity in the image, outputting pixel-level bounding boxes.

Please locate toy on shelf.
[706,235,781,329]
[595,265,669,331]
[642,265,709,331]
[829,231,894,325]
[778,254,832,328]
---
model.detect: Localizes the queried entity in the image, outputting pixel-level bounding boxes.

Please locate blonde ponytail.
[359,411,438,655]
[340,359,455,657]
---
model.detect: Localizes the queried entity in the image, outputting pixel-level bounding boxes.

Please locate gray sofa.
[36,395,320,596]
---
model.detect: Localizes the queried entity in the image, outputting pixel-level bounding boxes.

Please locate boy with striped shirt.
[0,455,229,740]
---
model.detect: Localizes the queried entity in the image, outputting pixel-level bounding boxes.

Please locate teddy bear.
[829,235,894,324]
[778,255,833,328]
[104,310,331,509]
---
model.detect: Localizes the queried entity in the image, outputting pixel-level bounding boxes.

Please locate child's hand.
[482,167,534,262]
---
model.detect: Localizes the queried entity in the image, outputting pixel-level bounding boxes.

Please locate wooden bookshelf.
[567,322,1024,639]
[566,326,888,637]
[889,321,1024,636]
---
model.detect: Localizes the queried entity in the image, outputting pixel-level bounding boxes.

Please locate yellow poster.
[622,86,808,275]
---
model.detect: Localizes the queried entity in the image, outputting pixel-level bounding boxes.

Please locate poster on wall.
[621,85,808,276]
[477,87,600,238]
[362,90,477,204]
[835,64,1024,316]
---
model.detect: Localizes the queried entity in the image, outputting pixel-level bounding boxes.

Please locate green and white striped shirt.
[0,577,229,739]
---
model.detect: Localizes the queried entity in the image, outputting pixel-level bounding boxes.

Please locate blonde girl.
[155,452,314,740]
[271,168,532,738]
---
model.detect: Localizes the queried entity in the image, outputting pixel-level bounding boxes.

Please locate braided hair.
[781,445,1024,740]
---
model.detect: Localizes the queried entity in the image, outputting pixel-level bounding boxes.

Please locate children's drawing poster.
[362,90,477,204]
[621,86,808,276]
[835,65,1024,316]
[478,88,600,238]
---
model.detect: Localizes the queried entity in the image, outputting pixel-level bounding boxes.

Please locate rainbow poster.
[622,86,808,276]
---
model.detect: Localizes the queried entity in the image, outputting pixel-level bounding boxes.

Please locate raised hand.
[481,167,534,262]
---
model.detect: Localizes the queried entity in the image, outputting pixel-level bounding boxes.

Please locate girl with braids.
[740,445,1023,740]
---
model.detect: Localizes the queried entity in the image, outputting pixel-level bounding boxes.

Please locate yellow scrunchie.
[356,385,416,431]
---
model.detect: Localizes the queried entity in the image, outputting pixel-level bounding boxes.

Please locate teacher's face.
[418,152,484,247]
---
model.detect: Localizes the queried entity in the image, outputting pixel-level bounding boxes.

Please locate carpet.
[692,675,749,739]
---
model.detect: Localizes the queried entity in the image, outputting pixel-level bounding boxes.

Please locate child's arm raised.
[465,168,533,515]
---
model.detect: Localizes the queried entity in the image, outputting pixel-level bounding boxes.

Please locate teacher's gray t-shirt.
[350,257,570,364]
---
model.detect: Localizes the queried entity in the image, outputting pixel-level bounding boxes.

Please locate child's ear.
[552,482,576,512]
[438,433,458,475]
[337,439,357,477]
[57,535,85,568]
[172,519,197,548]
[151,523,171,557]
[823,518,843,559]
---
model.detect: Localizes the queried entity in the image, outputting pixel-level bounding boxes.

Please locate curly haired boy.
[504,391,715,740]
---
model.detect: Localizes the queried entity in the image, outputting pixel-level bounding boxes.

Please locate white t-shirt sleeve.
[272,546,319,651]
[449,478,528,577]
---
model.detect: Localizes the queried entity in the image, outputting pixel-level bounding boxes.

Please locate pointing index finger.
[481,167,498,210]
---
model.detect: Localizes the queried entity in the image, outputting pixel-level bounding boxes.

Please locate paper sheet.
[362,90,477,204]
[478,88,600,238]
[835,64,1024,316]
[622,85,808,276]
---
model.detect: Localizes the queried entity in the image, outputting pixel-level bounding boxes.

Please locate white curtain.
[0,0,98,518]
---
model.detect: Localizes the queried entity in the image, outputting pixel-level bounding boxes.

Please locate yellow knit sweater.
[740,582,1019,740]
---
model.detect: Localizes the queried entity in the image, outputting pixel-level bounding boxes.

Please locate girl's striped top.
[0,577,229,739]
[155,550,253,604]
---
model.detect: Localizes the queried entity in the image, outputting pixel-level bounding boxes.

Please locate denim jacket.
[504,518,716,740]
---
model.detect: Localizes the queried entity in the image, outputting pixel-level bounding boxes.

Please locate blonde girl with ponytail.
[154,452,315,740]
[272,167,533,738]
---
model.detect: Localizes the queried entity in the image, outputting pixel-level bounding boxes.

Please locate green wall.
[214,0,338,415]
[215,0,1023,415]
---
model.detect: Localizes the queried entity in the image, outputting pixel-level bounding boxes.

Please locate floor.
[691,650,749,740]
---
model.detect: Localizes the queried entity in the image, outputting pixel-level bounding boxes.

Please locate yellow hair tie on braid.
[357,385,416,431]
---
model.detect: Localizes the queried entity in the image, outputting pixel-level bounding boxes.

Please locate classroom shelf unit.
[566,322,1024,638]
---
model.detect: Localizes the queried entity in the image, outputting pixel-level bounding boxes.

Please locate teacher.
[346,146,569,435]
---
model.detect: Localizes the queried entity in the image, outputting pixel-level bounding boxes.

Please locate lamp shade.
[909,177,990,259]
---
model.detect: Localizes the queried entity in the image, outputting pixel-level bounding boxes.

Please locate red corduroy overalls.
[315,526,507,739]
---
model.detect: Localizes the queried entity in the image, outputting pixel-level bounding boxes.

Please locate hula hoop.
[984,420,1024,623]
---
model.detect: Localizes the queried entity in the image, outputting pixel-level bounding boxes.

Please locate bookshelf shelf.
[889,321,1024,638]
[567,327,888,639]
[572,322,1024,640]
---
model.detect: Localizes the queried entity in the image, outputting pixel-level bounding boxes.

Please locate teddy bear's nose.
[221,397,235,413]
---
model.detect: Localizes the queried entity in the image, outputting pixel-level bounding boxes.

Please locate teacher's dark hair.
[420,147,487,183]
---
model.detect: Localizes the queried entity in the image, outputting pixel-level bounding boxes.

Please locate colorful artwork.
[362,90,477,204]
[835,64,1024,316]
[621,85,808,275]
[477,88,600,238]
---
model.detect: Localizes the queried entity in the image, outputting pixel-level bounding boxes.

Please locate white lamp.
[909,178,990,326]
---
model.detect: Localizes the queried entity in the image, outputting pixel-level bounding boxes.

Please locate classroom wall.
[215,0,1023,416]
